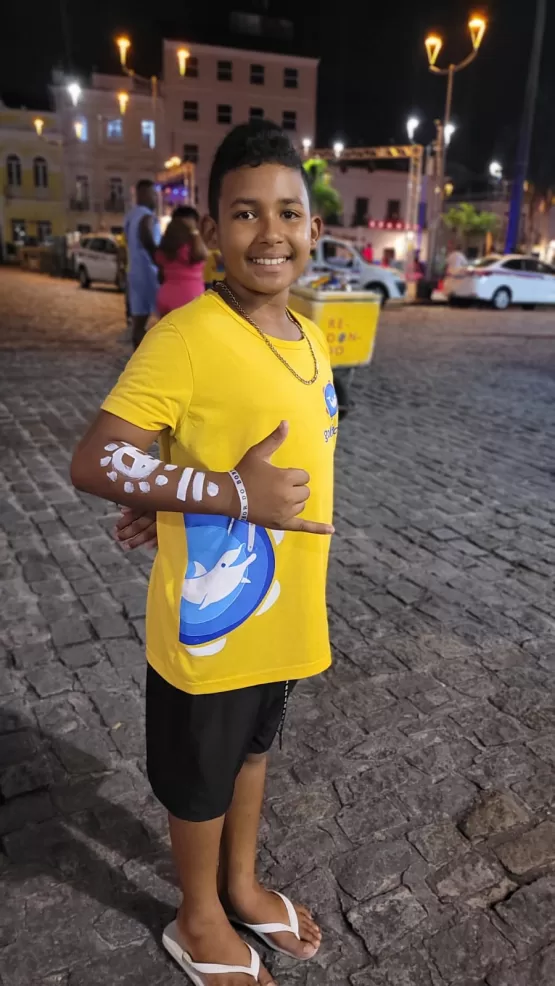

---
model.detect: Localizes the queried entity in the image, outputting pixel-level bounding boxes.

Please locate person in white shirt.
[446,245,468,274]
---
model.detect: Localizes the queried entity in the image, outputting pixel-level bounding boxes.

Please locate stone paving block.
[426,913,511,984]
[333,838,415,901]
[49,617,92,648]
[495,874,555,951]
[26,663,74,698]
[347,886,427,957]
[427,851,506,902]
[493,820,555,875]
[460,791,531,842]
[487,944,555,986]
[0,790,54,835]
[408,820,470,867]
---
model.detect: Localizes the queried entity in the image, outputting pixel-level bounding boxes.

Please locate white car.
[74,233,126,292]
[445,254,555,310]
[309,235,407,305]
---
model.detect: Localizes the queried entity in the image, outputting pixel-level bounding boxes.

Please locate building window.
[7,154,22,186]
[284,67,298,89]
[185,55,199,78]
[217,104,233,125]
[218,60,233,81]
[37,220,52,242]
[352,197,369,227]
[106,118,123,141]
[108,176,124,209]
[74,116,88,141]
[183,101,199,122]
[141,120,156,149]
[183,144,199,164]
[282,111,297,131]
[386,199,401,221]
[11,219,26,243]
[73,175,90,209]
[250,64,265,85]
[249,107,264,122]
[33,156,48,188]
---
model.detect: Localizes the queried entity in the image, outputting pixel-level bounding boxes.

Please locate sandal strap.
[244,891,300,940]
[186,943,260,978]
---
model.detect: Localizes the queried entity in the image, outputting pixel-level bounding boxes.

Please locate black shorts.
[146,665,296,822]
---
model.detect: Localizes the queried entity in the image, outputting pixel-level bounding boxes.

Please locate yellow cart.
[289,287,381,416]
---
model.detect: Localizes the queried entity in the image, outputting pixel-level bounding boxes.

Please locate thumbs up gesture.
[234,421,334,535]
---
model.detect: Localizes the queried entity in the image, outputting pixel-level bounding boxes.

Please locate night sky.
[3,0,555,185]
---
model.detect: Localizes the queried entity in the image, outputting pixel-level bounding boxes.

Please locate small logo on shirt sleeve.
[324,382,338,417]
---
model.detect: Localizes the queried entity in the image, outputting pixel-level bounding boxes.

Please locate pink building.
[162,41,319,212]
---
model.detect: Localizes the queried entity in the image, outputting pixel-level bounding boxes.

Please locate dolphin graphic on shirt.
[182,545,257,611]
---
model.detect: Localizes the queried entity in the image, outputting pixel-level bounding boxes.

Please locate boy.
[71,121,337,986]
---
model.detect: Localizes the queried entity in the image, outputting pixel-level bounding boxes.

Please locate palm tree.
[443,204,500,251]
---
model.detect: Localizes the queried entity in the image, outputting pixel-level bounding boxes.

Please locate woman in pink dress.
[155,207,208,316]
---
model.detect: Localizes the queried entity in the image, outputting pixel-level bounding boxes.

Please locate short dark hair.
[172,205,199,223]
[136,178,154,194]
[208,120,310,220]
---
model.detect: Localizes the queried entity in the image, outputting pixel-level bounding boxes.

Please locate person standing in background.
[155,207,208,317]
[203,246,226,291]
[124,179,161,350]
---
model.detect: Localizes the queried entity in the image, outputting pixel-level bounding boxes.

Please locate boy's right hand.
[235,421,334,535]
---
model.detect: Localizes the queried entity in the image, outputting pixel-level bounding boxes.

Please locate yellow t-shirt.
[102,291,337,694]
[203,250,225,284]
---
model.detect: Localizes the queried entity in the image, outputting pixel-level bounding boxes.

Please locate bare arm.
[138,214,158,262]
[189,229,209,264]
[70,411,334,535]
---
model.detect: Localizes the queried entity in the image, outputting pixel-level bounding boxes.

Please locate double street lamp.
[425,13,487,275]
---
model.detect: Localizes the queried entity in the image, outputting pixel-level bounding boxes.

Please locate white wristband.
[229,469,249,521]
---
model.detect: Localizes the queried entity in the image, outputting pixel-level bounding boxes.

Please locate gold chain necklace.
[216,281,319,386]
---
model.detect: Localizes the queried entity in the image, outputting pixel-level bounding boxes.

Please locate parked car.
[444,254,555,310]
[309,236,407,305]
[74,234,126,292]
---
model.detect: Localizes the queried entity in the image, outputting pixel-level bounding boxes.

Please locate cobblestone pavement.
[2,268,555,986]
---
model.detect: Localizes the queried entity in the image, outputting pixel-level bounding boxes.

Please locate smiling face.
[203,163,321,297]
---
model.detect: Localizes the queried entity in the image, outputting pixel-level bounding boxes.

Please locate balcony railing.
[69,197,90,211]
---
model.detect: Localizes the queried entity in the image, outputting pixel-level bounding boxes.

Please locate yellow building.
[0,105,65,259]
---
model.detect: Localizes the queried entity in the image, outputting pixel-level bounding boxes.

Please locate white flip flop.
[162,920,261,985]
[231,890,318,961]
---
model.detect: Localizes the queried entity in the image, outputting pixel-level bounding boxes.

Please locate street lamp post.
[425,14,487,277]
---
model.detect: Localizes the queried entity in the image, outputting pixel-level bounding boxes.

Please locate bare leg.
[222,754,322,959]
[169,812,276,985]
[131,314,149,350]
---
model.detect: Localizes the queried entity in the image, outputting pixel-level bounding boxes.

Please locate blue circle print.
[179,515,275,646]
[324,382,338,417]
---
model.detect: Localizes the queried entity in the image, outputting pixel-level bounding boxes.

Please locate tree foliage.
[443,203,500,236]
[303,157,343,222]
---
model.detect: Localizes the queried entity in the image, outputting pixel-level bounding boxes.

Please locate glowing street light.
[116,36,131,67]
[117,91,129,115]
[333,141,344,159]
[406,117,420,142]
[425,35,443,67]
[489,160,503,179]
[33,118,44,136]
[177,47,190,76]
[469,15,487,51]
[302,137,312,155]
[424,12,487,276]
[67,82,82,106]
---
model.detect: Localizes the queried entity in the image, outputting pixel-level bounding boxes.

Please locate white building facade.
[161,41,318,212]
[51,70,164,234]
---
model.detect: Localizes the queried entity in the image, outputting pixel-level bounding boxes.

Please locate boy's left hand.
[114,506,157,551]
